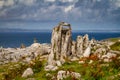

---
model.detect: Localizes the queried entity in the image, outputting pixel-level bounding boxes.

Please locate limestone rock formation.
[76,36,83,56]
[0,43,50,65]
[71,41,76,56]
[83,34,89,50]
[48,22,72,65]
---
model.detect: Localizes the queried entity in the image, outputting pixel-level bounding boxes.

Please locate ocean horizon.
[0,32,120,48]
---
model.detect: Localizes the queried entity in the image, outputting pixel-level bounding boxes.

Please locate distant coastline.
[0,28,120,33]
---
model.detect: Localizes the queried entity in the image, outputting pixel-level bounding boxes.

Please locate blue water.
[0,32,120,48]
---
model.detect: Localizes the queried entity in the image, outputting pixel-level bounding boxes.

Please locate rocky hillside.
[0,22,120,80]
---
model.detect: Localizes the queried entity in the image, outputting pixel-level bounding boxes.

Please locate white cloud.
[4,0,14,6]
[45,0,56,2]
[19,0,36,6]
[115,0,120,7]
[60,0,78,3]
[0,0,14,8]
[0,0,4,8]
[64,5,74,13]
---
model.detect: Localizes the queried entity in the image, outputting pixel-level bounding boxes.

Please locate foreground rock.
[45,65,58,71]
[54,70,81,80]
[22,68,34,78]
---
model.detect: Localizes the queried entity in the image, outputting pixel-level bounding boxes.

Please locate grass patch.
[105,37,120,42]
[110,41,120,51]
[0,58,120,80]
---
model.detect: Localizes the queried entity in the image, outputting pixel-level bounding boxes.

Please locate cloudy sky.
[0,0,120,31]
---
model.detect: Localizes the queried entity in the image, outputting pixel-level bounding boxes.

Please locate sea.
[0,32,120,48]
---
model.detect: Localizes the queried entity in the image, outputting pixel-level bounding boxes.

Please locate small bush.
[109,58,120,70]
[30,58,44,73]
[2,62,28,80]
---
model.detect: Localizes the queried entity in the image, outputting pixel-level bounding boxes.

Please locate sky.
[0,0,120,31]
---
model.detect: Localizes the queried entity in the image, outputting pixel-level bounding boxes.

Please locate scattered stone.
[70,57,79,61]
[71,72,81,79]
[103,58,111,62]
[101,52,117,60]
[57,70,69,80]
[46,73,52,77]
[79,61,85,64]
[56,60,62,67]
[45,65,58,71]
[22,68,34,78]
[100,64,109,67]
[106,52,117,58]
[56,70,81,80]
[26,78,35,80]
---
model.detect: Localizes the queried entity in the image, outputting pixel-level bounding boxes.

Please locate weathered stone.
[79,61,85,64]
[22,68,34,78]
[101,52,117,59]
[56,70,81,80]
[71,41,76,56]
[83,34,89,50]
[45,65,58,71]
[57,70,68,80]
[71,72,81,79]
[70,57,79,61]
[56,60,62,67]
[46,73,52,77]
[48,22,72,65]
[26,78,35,80]
[103,58,111,62]
[76,36,83,56]
[83,46,91,57]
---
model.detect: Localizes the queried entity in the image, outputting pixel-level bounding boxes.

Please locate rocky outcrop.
[48,22,72,65]
[75,34,90,57]
[0,43,51,65]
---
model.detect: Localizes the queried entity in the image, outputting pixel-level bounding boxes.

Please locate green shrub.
[2,62,28,80]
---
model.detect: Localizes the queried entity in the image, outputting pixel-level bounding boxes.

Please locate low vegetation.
[0,56,120,80]
[110,41,120,51]
[105,37,120,42]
